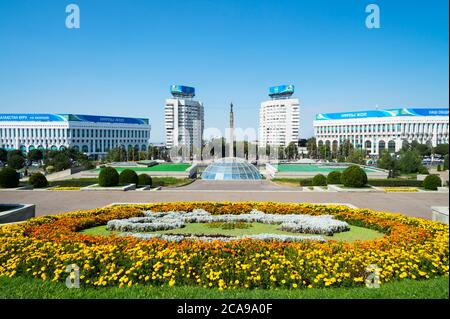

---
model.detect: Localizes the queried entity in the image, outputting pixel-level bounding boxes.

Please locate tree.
[7,154,25,170]
[338,140,354,159]
[0,148,7,162]
[105,147,127,163]
[277,146,286,160]
[306,138,318,159]
[415,143,432,157]
[398,150,422,174]
[377,150,399,178]
[347,149,366,165]
[286,142,298,160]
[444,154,449,170]
[433,144,449,156]
[27,149,44,162]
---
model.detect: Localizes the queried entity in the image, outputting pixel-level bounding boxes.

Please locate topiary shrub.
[46,165,55,174]
[28,173,48,188]
[437,165,442,172]
[326,171,342,184]
[423,174,442,190]
[98,167,119,187]
[312,174,327,186]
[0,168,19,188]
[119,169,139,185]
[341,165,368,188]
[138,174,152,186]
[417,166,429,175]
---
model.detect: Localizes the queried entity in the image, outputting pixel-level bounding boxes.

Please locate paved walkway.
[0,188,448,220]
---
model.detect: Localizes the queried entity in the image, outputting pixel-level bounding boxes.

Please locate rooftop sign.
[171,85,195,98]
[269,85,295,97]
[315,108,449,120]
[0,114,149,125]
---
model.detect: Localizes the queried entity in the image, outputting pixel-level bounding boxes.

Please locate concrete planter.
[431,207,449,224]
[81,184,136,191]
[136,185,151,191]
[0,204,35,224]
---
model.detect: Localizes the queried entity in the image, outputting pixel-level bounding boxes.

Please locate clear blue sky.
[0,0,448,142]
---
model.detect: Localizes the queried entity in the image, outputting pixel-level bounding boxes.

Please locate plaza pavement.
[0,180,448,219]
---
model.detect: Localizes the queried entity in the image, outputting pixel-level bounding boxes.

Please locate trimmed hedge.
[341,165,368,188]
[417,166,429,175]
[312,174,327,186]
[326,171,342,184]
[368,179,423,187]
[423,174,442,191]
[98,167,119,187]
[138,174,152,186]
[119,169,138,185]
[28,173,48,188]
[0,168,19,188]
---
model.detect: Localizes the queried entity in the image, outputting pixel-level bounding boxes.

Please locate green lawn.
[94,164,190,173]
[0,276,447,299]
[80,223,384,242]
[275,164,376,173]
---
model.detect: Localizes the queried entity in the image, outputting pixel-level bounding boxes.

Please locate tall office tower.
[259,85,300,148]
[165,85,204,153]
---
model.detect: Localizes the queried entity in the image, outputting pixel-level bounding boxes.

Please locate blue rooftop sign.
[171,85,195,97]
[315,108,449,120]
[269,85,295,97]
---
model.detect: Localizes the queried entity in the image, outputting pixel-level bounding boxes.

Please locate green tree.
[27,149,44,162]
[106,147,127,162]
[286,142,298,160]
[444,154,449,170]
[306,138,318,159]
[7,154,25,170]
[398,150,422,174]
[0,148,7,162]
[338,140,354,159]
[433,144,449,156]
[347,149,366,165]
[377,150,399,178]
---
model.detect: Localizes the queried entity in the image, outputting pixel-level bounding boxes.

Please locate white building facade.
[314,108,449,155]
[259,85,300,147]
[165,85,204,152]
[0,114,151,158]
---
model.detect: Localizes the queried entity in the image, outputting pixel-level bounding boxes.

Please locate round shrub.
[119,169,138,185]
[45,166,55,174]
[327,171,342,184]
[98,167,119,187]
[138,174,152,186]
[312,174,327,186]
[0,168,19,188]
[341,165,368,188]
[423,174,442,190]
[417,166,429,175]
[28,173,48,188]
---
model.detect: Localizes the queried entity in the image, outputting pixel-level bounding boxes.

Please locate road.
[1,188,448,219]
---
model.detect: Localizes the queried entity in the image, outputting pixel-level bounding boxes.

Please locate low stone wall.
[0,204,35,224]
[431,206,449,224]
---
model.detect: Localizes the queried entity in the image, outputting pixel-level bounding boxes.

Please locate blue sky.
[0,0,448,142]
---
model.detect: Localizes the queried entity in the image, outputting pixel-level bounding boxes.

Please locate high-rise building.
[164,85,204,153]
[259,85,300,147]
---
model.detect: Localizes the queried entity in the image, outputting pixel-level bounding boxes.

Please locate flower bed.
[383,187,418,193]
[49,187,81,191]
[106,209,350,236]
[0,202,448,290]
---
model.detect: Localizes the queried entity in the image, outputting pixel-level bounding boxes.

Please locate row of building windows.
[0,127,150,139]
[315,122,449,135]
